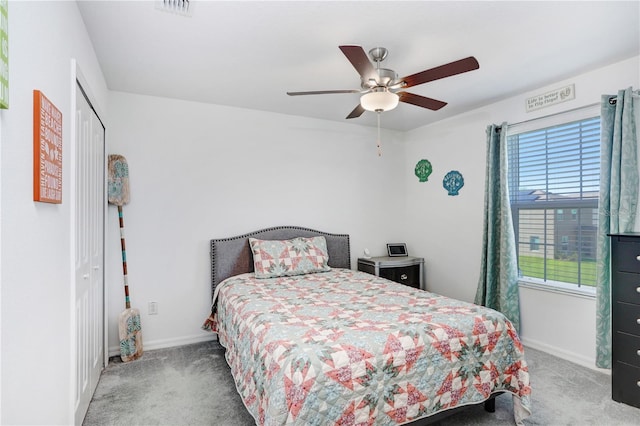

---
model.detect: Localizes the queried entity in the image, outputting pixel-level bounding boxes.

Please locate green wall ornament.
[414,159,433,182]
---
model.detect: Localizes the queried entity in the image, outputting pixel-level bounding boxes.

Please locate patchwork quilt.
[203,269,531,425]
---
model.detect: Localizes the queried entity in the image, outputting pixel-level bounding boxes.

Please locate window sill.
[518,278,596,300]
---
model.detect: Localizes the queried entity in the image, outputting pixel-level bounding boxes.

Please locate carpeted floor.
[82,340,640,426]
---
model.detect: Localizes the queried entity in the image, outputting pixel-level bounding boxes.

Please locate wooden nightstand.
[357,256,425,290]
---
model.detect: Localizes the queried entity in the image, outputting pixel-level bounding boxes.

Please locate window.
[508,113,600,288]
[530,236,540,251]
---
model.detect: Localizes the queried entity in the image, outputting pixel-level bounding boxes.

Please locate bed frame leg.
[484,398,496,413]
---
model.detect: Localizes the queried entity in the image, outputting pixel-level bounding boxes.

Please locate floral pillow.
[249,236,331,279]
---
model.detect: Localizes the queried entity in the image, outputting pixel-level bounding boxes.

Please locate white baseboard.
[108,333,218,358]
[520,336,610,375]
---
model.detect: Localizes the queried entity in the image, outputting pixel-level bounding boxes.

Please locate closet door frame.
[70,59,108,424]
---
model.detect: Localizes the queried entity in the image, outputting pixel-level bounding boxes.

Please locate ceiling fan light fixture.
[360,90,399,112]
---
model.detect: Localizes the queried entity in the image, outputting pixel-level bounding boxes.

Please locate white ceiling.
[77,1,640,131]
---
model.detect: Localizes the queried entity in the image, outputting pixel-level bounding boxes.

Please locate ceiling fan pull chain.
[377,112,382,157]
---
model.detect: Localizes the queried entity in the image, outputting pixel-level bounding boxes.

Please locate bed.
[203,226,531,425]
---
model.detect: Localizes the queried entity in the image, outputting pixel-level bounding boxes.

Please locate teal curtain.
[596,87,638,368]
[475,123,521,332]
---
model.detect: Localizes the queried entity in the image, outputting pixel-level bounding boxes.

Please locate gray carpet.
[82,341,640,426]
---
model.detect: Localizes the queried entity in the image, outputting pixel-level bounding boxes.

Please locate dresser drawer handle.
[636,255,640,261]
[637,381,640,388]
[400,274,408,280]
[637,287,640,294]
[637,349,640,356]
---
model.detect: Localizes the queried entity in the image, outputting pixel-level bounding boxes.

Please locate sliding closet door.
[74,80,105,425]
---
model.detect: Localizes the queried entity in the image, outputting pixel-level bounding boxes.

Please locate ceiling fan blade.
[401,56,479,88]
[398,92,447,110]
[346,104,365,119]
[339,45,377,83]
[287,89,361,96]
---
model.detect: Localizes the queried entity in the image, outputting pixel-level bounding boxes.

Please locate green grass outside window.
[518,255,596,287]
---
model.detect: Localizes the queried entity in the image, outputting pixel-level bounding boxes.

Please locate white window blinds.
[507,113,600,287]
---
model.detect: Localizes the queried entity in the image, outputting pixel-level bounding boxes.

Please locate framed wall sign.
[0,0,8,109]
[525,84,575,113]
[33,90,63,203]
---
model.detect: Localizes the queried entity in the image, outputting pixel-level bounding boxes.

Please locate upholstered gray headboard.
[210,226,351,296]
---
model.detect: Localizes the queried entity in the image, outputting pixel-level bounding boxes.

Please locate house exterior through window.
[508,112,600,289]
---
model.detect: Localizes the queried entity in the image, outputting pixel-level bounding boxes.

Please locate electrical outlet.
[148,301,159,315]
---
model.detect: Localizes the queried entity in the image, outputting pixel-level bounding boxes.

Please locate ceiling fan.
[287,45,480,119]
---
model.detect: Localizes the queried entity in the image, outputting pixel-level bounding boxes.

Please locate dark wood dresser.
[357,256,424,290]
[609,233,640,408]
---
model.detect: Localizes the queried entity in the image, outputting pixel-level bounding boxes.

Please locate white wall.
[0,2,108,424]
[105,91,405,353]
[402,56,640,369]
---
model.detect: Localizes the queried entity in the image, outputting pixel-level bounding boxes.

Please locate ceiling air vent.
[155,0,192,17]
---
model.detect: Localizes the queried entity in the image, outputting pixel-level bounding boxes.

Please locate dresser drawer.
[357,256,425,290]
[612,361,640,408]
[612,238,640,273]
[612,272,640,305]
[613,301,640,336]
[613,331,640,368]
[379,265,420,289]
